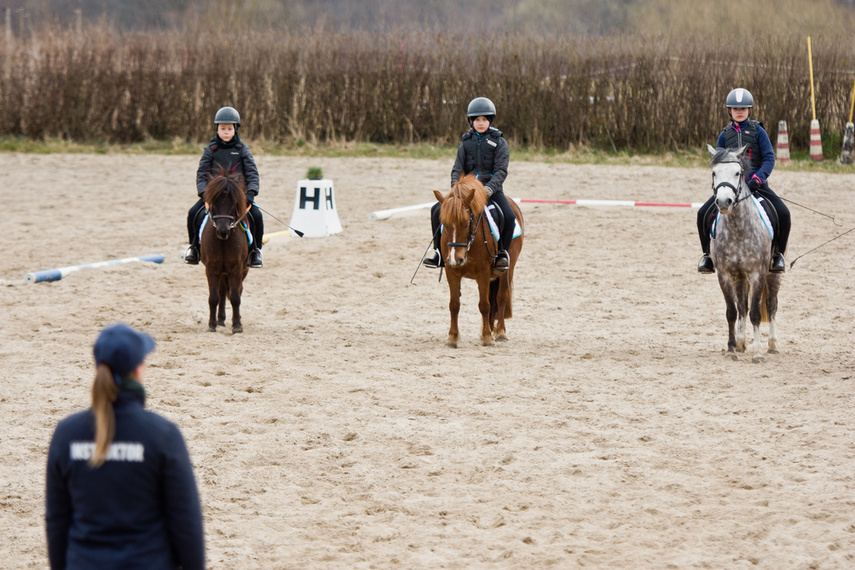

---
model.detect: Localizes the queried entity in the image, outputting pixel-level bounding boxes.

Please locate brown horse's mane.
[440,174,487,225]
[202,171,248,214]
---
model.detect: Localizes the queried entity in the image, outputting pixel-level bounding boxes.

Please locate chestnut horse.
[433,174,524,347]
[200,172,250,333]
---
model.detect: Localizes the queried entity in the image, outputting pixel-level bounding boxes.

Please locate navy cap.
[93,323,156,375]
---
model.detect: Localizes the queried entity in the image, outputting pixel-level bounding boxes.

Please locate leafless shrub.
[1,21,853,152]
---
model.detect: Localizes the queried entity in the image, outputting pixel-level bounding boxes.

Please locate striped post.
[25,254,164,284]
[776,120,791,164]
[839,122,855,165]
[809,119,824,162]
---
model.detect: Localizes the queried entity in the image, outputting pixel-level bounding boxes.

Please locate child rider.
[185,106,264,268]
[423,96,515,272]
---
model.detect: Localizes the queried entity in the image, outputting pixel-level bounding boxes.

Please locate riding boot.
[184,244,200,265]
[493,250,510,272]
[248,248,263,268]
[770,253,786,273]
[697,254,714,274]
[423,248,442,268]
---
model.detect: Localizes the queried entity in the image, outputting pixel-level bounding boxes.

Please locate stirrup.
[423,250,441,269]
[770,253,786,273]
[248,249,263,268]
[697,254,714,274]
[184,245,200,265]
[493,250,509,270]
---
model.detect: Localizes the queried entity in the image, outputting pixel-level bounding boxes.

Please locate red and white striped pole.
[776,120,791,164]
[809,119,824,162]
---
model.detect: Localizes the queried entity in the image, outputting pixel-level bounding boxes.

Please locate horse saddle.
[485,204,522,242]
[709,195,777,242]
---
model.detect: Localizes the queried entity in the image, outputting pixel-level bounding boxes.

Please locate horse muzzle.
[716,197,733,215]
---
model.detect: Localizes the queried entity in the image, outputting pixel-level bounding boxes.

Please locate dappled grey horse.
[707,144,782,362]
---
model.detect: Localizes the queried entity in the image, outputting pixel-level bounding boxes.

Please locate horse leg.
[493,271,512,342]
[477,276,494,347]
[445,272,462,348]
[748,274,766,363]
[717,276,739,358]
[206,272,219,332]
[217,274,228,327]
[734,281,750,353]
[230,271,243,334]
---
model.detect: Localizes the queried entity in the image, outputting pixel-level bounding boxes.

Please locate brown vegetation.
[1,21,854,154]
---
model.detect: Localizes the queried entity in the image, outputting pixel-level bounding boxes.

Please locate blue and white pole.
[25,254,165,283]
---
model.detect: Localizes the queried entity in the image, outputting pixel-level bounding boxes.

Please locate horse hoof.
[767,349,779,355]
[445,342,458,349]
[495,335,508,342]
[232,326,243,334]
[481,339,494,347]
[752,355,766,364]
[208,326,217,332]
[217,320,226,327]
[727,353,738,361]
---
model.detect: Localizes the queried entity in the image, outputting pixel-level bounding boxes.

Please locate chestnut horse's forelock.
[439,174,487,227]
[202,172,248,215]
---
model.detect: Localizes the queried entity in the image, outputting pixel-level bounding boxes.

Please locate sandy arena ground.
[1,153,854,569]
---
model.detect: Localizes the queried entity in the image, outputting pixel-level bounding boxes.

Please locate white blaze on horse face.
[714,160,743,214]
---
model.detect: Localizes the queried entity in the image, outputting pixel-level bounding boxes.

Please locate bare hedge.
[1,26,853,154]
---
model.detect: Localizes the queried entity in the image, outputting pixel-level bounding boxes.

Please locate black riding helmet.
[725,88,753,118]
[467,97,496,126]
[214,106,241,130]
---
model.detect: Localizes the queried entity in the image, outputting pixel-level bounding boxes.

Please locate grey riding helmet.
[214,106,241,127]
[467,97,496,125]
[726,88,754,109]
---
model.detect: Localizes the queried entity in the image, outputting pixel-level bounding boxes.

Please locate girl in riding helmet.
[185,106,264,268]
[423,96,515,272]
[697,88,790,274]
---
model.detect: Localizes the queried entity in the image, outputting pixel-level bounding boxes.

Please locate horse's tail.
[760,284,769,323]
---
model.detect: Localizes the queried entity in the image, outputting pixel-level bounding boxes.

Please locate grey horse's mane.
[709,147,750,172]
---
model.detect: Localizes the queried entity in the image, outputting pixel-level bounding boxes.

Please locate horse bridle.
[209,194,249,232]
[445,208,484,252]
[712,161,751,207]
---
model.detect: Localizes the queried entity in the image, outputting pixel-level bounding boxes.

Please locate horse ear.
[433,190,445,203]
[735,145,748,159]
[707,144,717,156]
[463,186,476,206]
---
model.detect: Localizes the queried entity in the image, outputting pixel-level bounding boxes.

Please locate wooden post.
[807,37,823,161]
[807,36,817,121]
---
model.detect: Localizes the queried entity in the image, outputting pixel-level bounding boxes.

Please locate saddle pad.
[485,204,523,241]
[711,195,773,241]
[199,214,253,246]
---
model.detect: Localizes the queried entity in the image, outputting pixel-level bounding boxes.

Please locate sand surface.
[2,153,854,569]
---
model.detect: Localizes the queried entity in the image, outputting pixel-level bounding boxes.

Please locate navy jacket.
[195,135,260,201]
[46,391,205,570]
[717,119,775,184]
[451,126,509,195]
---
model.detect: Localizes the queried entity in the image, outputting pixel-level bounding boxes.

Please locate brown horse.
[200,172,250,333]
[433,174,524,347]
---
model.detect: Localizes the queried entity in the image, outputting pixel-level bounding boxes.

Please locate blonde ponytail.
[90,363,119,468]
